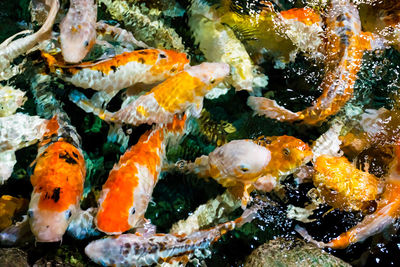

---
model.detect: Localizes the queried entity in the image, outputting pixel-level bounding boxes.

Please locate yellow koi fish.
[70,62,230,126]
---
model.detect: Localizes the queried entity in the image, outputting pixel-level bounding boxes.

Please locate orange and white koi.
[69,62,230,126]
[60,0,97,63]
[86,202,262,266]
[0,0,59,80]
[95,115,186,235]
[297,142,400,249]
[247,0,381,125]
[28,116,86,242]
[42,49,189,92]
[180,136,312,208]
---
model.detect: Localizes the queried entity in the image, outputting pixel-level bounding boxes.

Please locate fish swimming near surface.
[28,115,86,242]
[69,62,230,126]
[247,0,382,125]
[60,0,97,63]
[179,135,312,208]
[297,140,400,249]
[86,201,264,266]
[42,49,189,92]
[95,115,187,235]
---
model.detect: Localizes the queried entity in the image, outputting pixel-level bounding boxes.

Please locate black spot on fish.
[138,50,148,55]
[72,151,79,159]
[159,53,167,59]
[59,152,78,164]
[51,187,61,203]
[138,57,145,64]
[336,14,347,22]
[110,65,117,72]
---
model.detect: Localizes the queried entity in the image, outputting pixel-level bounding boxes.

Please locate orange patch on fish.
[280,7,321,26]
[30,141,85,212]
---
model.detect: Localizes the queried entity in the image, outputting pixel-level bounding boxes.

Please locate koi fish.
[247,0,379,125]
[296,142,400,249]
[69,62,230,126]
[189,0,256,91]
[28,116,86,242]
[216,0,324,62]
[96,115,187,235]
[42,49,189,92]
[60,0,97,63]
[86,202,263,266]
[180,136,312,208]
[313,155,380,212]
[0,0,59,81]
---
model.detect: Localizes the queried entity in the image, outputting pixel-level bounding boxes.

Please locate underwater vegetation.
[2,0,400,266]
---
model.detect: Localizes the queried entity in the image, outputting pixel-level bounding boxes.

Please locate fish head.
[260,135,313,175]
[59,20,96,63]
[186,62,230,88]
[28,191,76,242]
[209,140,272,184]
[151,49,190,76]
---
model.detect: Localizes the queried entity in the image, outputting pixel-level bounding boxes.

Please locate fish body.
[297,142,400,249]
[60,0,97,63]
[185,136,312,207]
[95,116,186,235]
[86,204,260,266]
[247,0,377,125]
[70,62,230,126]
[28,116,86,242]
[43,49,189,92]
[313,155,380,212]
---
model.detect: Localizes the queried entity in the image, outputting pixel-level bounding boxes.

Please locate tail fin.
[69,90,114,121]
[247,96,300,121]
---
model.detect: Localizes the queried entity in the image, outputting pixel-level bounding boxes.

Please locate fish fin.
[0,216,33,246]
[228,184,253,209]
[0,30,33,49]
[69,90,113,121]
[253,175,277,192]
[295,225,330,248]
[247,96,300,121]
[134,218,157,237]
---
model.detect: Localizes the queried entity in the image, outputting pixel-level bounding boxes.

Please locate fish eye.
[283,148,290,156]
[131,208,136,215]
[84,40,89,47]
[210,79,215,84]
[65,210,72,220]
[28,209,34,218]
[239,164,249,172]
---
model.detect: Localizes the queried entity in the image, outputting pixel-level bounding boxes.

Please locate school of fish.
[1,0,400,266]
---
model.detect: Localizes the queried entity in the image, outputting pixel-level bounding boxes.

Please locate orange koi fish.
[297,142,400,249]
[42,49,189,92]
[95,115,187,235]
[313,155,380,212]
[247,0,379,125]
[60,0,97,63]
[28,116,86,242]
[69,62,230,126]
[86,202,263,266]
[182,136,312,208]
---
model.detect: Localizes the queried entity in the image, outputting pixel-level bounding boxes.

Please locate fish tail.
[247,96,300,121]
[69,90,114,122]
